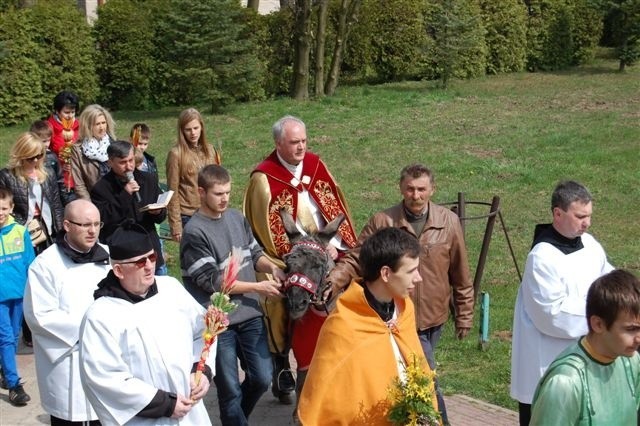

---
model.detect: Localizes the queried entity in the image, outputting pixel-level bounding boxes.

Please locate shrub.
[154,0,266,112]
[346,0,430,82]
[93,0,155,110]
[256,9,294,97]
[424,0,487,86]
[0,8,45,125]
[29,0,99,109]
[479,0,527,74]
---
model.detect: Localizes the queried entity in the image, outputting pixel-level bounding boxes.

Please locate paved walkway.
[1,343,518,425]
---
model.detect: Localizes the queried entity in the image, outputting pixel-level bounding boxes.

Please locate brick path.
[1,344,517,425]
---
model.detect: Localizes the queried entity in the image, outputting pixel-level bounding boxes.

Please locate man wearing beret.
[79,222,214,425]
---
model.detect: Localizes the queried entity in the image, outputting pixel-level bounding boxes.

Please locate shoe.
[9,384,30,406]
[1,377,25,390]
[22,337,33,347]
[272,368,296,405]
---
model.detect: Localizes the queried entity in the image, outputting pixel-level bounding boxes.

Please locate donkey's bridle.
[283,241,331,307]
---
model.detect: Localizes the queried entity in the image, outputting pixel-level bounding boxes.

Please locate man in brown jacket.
[328,163,473,425]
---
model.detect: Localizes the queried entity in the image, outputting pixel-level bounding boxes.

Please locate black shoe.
[1,376,25,390]
[9,384,30,406]
[272,368,296,405]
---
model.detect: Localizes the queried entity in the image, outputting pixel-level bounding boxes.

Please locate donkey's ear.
[279,208,301,239]
[318,214,345,243]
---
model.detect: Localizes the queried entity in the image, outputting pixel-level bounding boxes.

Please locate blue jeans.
[0,299,23,389]
[418,325,449,425]
[214,316,272,426]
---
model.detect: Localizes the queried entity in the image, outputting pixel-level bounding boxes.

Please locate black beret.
[108,220,154,261]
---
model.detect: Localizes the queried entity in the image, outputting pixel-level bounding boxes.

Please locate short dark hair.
[551,180,592,212]
[586,269,640,332]
[198,164,231,191]
[52,91,79,113]
[29,120,53,140]
[400,163,434,185]
[130,123,150,138]
[107,140,134,160]
[0,187,14,205]
[359,227,420,282]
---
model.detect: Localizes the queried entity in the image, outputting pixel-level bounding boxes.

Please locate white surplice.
[24,243,111,421]
[79,276,215,426]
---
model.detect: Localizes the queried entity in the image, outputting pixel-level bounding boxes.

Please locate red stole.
[253,151,357,257]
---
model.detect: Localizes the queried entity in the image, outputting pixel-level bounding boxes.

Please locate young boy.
[129,123,158,176]
[0,188,35,406]
[131,123,167,275]
[530,269,640,425]
[29,121,74,205]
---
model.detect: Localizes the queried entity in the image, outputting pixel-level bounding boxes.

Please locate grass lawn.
[1,52,638,410]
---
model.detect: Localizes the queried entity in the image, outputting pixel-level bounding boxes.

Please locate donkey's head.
[279,209,344,320]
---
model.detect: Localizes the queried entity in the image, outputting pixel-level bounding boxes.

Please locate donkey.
[279,209,345,320]
[278,209,345,416]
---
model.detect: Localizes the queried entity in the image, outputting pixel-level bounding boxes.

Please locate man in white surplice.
[24,199,110,425]
[79,222,214,425]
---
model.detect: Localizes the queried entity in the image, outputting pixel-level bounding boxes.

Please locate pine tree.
[155,0,266,111]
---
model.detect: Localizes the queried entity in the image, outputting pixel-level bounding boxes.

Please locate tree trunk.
[247,0,260,11]
[291,0,312,100]
[325,0,361,96]
[280,0,294,10]
[314,0,329,97]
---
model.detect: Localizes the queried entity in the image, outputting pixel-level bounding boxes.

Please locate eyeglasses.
[24,153,44,162]
[67,220,104,230]
[118,252,157,269]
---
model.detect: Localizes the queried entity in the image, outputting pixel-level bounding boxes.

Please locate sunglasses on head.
[118,252,158,269]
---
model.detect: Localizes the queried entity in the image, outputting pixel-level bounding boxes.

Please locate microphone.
[125,171,142,203]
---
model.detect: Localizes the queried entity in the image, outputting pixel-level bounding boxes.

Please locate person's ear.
[112,263,125,280]
[197,187,205,198]
[380,265,391,283]
[589,315,607,334]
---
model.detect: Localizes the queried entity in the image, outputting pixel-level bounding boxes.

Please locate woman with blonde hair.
[71,104,116,199]
[166,108,220,242]
[0,132,64,251]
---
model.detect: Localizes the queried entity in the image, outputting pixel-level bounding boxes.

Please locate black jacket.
[90,169,167,267]
[0,168,64,235]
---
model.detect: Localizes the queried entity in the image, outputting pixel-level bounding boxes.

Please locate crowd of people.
[0,91,637,426]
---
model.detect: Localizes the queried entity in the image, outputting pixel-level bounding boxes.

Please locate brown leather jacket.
[70,142,104,200]
[329,201,474,330]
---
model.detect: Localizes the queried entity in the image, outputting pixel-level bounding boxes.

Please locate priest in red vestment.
[243,115,358,404]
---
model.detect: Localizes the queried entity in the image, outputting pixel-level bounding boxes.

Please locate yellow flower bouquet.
[387,354,441,426]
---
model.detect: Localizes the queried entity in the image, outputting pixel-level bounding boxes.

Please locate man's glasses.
[24,153,44,162]
[118,252,158,269]
[67,220,104,230]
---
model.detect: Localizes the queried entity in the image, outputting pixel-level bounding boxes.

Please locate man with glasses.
[79,222,213,425]
[24,199,110,425]
[90,140,167,275]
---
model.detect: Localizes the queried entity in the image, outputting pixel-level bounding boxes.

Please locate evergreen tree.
[155,0,266,112]
[604,0,640,70]
[29,0,99,107]
[479,0,527,74]
[0,7,44,124]
[425,0,487,88]
[93,0,155,109]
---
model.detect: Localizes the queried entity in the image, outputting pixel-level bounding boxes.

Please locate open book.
[139,190,174,212]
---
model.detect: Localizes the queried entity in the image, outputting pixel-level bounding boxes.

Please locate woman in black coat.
[0,132,64,252]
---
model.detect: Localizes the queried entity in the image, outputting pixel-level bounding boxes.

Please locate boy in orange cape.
[298,227,438,425]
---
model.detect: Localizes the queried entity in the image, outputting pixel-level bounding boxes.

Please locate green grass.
[2,52,638,410]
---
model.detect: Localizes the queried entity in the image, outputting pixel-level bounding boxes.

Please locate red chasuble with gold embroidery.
[252,151,357,258]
